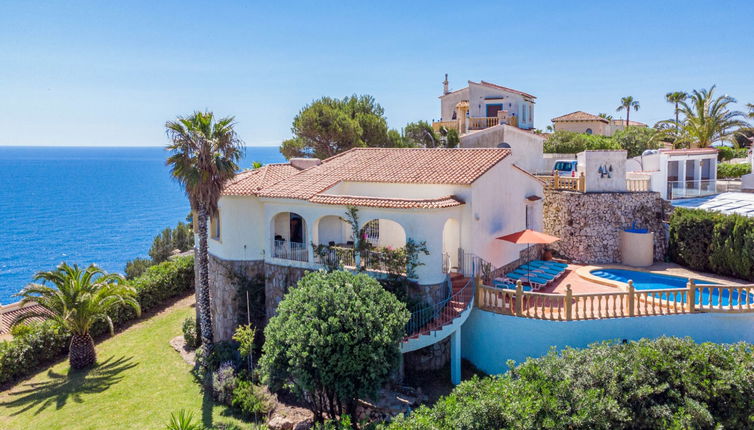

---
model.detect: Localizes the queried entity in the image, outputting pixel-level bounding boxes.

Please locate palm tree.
[598,113,613,121]
[747,103,754,120]
[665,91,688,134]
[616,96,640,127]
[14,263,140,369]
[675,86,747,148]
[166,111,244,347]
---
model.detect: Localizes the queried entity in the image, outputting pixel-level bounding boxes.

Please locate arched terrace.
[271,211,308,262]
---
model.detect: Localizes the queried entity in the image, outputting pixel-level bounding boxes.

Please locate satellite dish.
[497,142,511,148]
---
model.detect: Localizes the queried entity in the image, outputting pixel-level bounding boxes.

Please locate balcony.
[667,180,717,200]
[432,116,518,134]
[272,239,308,262]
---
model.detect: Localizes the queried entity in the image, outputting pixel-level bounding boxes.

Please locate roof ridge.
[313,193,460,202]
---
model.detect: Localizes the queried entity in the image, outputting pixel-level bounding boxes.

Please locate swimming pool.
[590,268,747,306]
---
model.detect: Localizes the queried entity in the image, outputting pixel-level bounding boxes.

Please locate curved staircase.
[400,273,474,354]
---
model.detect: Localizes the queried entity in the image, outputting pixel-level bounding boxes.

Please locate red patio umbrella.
[497,229,560,280]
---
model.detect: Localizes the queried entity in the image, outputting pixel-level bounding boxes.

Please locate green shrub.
[211,362,237,406]
[124,257,153,280]
[388,338,754,430]
[9,322,35,338]
[183,317,200,349]
[717,162,751,178]
[0,256,195,386]
[717,146,748,162]
[669,208,754,280]
[149,222,194,264]
[231,379,271,419]
[544,131,620,154]
[612,126,660,157]
[260,270,410,423]
[166,410,205,430]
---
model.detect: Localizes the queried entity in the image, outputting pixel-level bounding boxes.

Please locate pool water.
[590,268,747,306]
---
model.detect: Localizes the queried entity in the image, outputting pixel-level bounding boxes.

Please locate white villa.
[626,148,718,199]
[207,147,544,383]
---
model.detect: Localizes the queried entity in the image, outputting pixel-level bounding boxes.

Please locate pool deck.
[535,263,751,296]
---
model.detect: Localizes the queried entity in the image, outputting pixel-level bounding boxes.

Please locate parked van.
[552,160,578,177]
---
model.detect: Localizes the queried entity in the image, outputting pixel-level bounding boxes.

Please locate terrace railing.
[404,275,474,339]
[539,172,586,192]
[477,280,754,321]
[667,180,717,200]
[626,177,651,192]
[273,239,308,262]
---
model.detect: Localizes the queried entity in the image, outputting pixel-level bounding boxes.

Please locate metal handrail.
[404,276,474,339]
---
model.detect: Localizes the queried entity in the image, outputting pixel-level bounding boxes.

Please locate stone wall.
[403,337,450,372]
[543,190,671,264]
[206,254,264,342]
[408,281,447,306]
[264,263,309,321]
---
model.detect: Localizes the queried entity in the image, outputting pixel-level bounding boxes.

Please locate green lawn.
[0,297,254,430]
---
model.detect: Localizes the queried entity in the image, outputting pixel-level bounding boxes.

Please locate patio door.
[486,104,503,118]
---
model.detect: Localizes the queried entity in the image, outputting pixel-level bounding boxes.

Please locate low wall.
[461,308,754,375]
[543,190,671,264]
[206,255,265,341]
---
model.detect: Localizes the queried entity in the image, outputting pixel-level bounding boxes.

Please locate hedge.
[387,337,754,430]
[669,208,754,280]
[717,162,751,179]
[0,255,195,386]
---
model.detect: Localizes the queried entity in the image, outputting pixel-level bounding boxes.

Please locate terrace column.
[450,328,461,385]
[677,160,686,197]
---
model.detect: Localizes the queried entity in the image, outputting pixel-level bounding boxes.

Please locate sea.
[0,146,285,305]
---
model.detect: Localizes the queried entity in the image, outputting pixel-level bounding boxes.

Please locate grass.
[0,296,255,430]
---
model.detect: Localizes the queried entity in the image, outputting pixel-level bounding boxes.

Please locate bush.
[544,131,620,154]
[717,162,751,178]
[183,317,200,349]
[717,146,748,162]
[211,362,238,406]
[232,379,271,419]
[669,208,754,280]
[612,126,660,157]
[149,222,194,264]
[388,338,754,430]
[260,271,410,422]
[125,257,153,280]
[0,255,195,386]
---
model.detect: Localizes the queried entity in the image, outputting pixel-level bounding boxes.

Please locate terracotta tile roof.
[0,304,48,335]
[551,111,609,123]
[660,148,718,155]
[223,163,300,196]
[612,119,647,126]
[477,81,537,99]
[309,194,464,209]
[256,148,511,200]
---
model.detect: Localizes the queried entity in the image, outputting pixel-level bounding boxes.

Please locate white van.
[552,160,578,177]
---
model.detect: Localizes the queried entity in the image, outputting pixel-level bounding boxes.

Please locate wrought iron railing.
[273,239,308,262]
[404,276,474,339]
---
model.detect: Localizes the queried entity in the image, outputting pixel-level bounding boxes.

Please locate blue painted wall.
[461,308,754,375]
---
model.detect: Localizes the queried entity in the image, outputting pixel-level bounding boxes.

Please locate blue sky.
[1,1,752,147]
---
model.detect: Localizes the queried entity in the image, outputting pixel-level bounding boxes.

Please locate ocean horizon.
[0,145,286,305]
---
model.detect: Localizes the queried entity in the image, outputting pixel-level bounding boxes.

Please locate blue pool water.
[590,268,748,307]
[0,146,285,304]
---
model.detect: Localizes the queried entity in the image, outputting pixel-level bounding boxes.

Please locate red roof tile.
[477,80,537,99]
[256,148,511,200]
[309,194,464,209]
[551,111,609,123]
[222,163,300,196]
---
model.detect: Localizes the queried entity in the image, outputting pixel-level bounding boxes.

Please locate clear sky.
[1,1,752,147]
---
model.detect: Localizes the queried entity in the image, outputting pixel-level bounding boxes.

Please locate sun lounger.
[510,269,556,281]
[493,279,532,291]
[532,260,567,269]
[520,264,562,276]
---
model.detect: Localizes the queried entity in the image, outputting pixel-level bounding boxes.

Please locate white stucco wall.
[440,82,535,130]
[577,150,628,192]
[208,196,266,261]
[440,88,469,121]
[467,159,544,269]
[326,181,463,200]
[459,125,545,173]
[552,120,610,136]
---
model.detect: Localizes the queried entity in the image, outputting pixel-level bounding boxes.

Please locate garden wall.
[543,190,671,264]
[206,254,265,342]
[461,308,754,375]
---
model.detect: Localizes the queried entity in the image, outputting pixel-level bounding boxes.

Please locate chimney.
[443,73,449,95]
[290,158,322,170]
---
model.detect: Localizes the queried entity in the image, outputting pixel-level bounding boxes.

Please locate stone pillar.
[450,329,461,385]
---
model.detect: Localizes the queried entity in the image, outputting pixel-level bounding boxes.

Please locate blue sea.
[0,146,285,304]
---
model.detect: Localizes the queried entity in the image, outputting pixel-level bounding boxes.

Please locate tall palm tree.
[616,96,640,127]
[14,263,140,369]
[166,111,244,347]
[747,103,754,120]
[665,91,687,134]
[676,86,747,148]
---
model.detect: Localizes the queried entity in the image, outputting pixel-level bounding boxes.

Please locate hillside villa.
[551,110,647,136]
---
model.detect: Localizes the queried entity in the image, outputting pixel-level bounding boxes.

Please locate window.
[585,128,593,135]
[210,213,220,240]
[529,105,533,123]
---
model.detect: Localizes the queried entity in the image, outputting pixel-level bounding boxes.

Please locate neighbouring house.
[206,147,544,382]
[626,148,718,200]
[432,76,546,173]
[551,111,647,136]
[434,76,536,131]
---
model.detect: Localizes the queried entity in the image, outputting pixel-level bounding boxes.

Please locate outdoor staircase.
[400,273,474,353]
